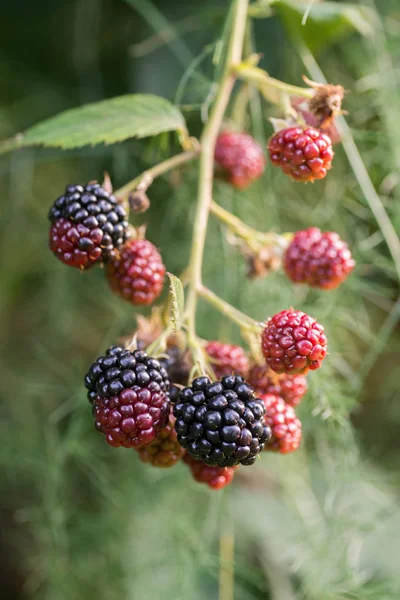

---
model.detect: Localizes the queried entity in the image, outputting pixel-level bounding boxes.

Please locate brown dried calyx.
[245,245,282,279]
[129,191,150,213]
[303,76,345,129]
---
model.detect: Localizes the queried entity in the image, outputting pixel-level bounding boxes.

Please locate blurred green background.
[1,1,399,599]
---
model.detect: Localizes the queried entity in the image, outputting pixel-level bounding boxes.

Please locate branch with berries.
[35,0,357,491]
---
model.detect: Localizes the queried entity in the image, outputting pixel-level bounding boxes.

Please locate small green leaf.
[271,1,376,53]
[166,273,185,333]
[0,94,187,153]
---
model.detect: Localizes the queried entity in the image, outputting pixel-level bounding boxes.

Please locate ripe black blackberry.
[49,183,130,269]
[173,375,271,467]
[84,346,170,448]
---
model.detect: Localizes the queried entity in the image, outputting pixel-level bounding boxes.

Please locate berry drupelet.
[268,127,334,182]
[107,238,165,306]
[261,394,302,454]
[205,341,249,379]
[248,364,307,407]
[183,454,236,490]
[261,309,327,375]
[136,409,184,468]
[215,131,265,189]
[173,375,271,467]
[49,183,130,269]
[84,346,170,448]
[284,227,355,290]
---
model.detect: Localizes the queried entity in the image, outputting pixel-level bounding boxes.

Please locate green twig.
[184,0,249,335]
[114,149,199,200]
[197,285,261,331]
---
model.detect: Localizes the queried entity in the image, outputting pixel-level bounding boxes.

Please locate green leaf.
[166,273,185,333]
[0,94,187,153]
[271,1,376,53]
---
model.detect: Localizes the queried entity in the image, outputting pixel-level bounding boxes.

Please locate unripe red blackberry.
[261,394,302,454]
[173,375,271,467]
[268,127,334,182]
[284,227,355,290]
[215,131,265,189]
[261,309,327,374]
[48,183,129,269]
[248,364,307,406]
[84,346,170,448]
[136,409,184,467]
[107,238,165,306]
[183,454,236,490]
[205,341,249,379]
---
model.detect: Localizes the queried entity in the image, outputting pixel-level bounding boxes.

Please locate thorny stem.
[184,0,249,339]
[198,285,261,332]
[114,148,199,201]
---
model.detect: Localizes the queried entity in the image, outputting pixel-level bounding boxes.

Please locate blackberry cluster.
[183,454,236,490]
[107,238,165,306]
[173,375,271,467]
[215,131,265,189]
[268,127,334,182]
[205,341,249,379]
[49,183,129,269]
[84,346,170,448]
[284,227,355,290]
[261,309,327,374]
[249,364,308,406]
[261,394,302,454]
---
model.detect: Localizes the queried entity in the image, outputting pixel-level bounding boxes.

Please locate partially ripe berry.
[284,227,355,290]
[107,238,165,306]
[215,131,265,189]
[183,454,236,490]
[48,183,130,269]
[136,409,185,467]
[261,309,327,374]
[84,346,170,448]
[205,341,249,379]
[261,394,302,454]
[268,127,334,182]
[248,364,307,406]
